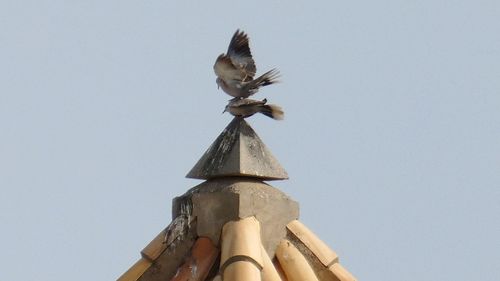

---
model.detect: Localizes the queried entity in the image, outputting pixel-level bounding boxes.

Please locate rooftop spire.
[117,30,356,281]
[186,117,288,180]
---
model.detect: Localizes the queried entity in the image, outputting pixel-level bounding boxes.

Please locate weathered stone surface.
[186,117,288,180]
[173,178,300,257]
[192,191,240,240]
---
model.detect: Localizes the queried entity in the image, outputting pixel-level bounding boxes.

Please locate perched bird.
[214,30,280,99]
[224,98,284,120]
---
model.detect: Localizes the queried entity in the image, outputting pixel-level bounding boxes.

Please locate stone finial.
[172,178,300,256]
[186,117,288,180]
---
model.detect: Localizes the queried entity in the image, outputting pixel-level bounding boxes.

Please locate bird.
[214,30,280,99]
[224,98,284,120]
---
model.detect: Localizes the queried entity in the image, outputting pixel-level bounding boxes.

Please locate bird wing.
[226,30,257,81]
[230,98,267,107]
[214,54,245,82]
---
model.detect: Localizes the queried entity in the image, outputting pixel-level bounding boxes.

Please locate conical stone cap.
[186,117,288,180]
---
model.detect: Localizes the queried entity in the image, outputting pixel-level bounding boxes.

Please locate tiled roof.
[118,217,355,281]
[117,118,356,281]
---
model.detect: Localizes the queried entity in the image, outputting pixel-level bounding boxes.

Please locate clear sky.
[1,1,499,280]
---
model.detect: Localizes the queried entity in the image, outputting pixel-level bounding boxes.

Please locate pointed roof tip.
[186,117,288,181]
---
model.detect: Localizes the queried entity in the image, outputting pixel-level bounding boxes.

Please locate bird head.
[215,77,222,89]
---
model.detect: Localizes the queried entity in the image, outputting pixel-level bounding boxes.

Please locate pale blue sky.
[1,1,499,280]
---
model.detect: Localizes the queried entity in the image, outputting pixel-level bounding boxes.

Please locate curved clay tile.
[141,229,168,261]
[220,216,264,280]
[272,258,288,281]
[286,220,357,281]
[286,220,339,267]
[221,216,264,268]
[117,118,357,281]
[117,258,152,281]
[275,239,320,281]
[328,263,357,281]
[170,237,219,281]
[224,261,262,281]
[260,245,283,281]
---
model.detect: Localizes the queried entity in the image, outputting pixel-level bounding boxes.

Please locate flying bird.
[224,98,284,120]
[214,30,280,99]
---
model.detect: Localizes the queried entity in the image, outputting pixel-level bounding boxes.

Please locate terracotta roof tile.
[170,237,219,281]
[119,217,357,281]
[141,229,167,261]
[328,263,357,281]
[272,258,288,281]
[275,239,319,281]
[118,118,357,280]
[224,261,262,281]
[136,221,197,281]
[117,258,152,281]
[287,220,339,267]
[221,216,263,269]
[261,245,283,281]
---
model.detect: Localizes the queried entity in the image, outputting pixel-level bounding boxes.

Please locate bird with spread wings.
[214,30,280,99]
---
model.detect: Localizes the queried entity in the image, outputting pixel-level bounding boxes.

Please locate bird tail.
[252,68,280,88]
[259,104,284,120]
